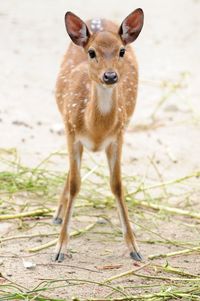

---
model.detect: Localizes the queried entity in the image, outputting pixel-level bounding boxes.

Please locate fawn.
[53,9,144,262]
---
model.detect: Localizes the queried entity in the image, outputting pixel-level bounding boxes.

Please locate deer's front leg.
[53,140,83,262]
[106,139,142,261]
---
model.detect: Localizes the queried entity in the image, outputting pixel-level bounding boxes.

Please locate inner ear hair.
[65,12,90,47]
[119,8,144,45]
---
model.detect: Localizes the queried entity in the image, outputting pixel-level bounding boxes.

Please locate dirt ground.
[0,0,200,300]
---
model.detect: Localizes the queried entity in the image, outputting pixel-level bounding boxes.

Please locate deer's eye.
[88,49,96,59]
[119,48,126,57]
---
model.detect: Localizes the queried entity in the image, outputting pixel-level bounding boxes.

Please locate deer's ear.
[65,12,90,47]
[119,9,144,45]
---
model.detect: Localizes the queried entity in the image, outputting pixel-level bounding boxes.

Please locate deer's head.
[65,9,144,87]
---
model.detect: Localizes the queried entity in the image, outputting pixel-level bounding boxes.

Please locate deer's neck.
[95,84,115,115]
[85,82,118,133]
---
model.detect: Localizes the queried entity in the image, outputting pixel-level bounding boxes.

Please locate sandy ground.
[0,0,200,300]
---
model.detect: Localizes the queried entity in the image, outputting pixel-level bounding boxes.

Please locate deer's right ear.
[65,12,90,47]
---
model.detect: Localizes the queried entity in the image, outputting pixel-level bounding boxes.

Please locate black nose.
[103,71,118,84]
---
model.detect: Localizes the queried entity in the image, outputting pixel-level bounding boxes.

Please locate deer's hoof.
[52,217,63,225]
[130,251,143,261]
[52,252,65,262]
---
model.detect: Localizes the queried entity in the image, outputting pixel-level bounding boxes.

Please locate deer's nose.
[103,71,118,84]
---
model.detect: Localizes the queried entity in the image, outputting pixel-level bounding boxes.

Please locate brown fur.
[53,10,144,262]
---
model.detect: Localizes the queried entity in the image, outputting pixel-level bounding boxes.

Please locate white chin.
[102,83,117,88]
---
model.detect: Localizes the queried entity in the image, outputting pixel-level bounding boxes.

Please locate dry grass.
[0,147,200,300]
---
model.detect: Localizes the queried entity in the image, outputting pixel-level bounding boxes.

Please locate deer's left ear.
[119,8,144,45]
[65,12,90,47]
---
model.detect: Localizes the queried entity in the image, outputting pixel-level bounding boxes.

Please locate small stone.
[22,259,36,269]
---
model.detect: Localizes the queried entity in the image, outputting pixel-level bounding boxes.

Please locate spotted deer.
[53,9,144,262]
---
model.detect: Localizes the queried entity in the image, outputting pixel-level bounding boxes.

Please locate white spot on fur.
[91,24,96,30]
[92,19,101,24]
[91,19,103,32]
[96,85,114,115]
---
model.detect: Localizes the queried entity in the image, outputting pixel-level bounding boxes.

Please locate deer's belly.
[77,135,115,152]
